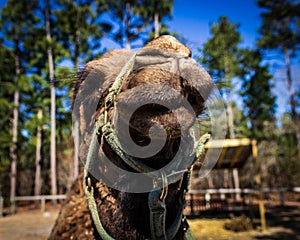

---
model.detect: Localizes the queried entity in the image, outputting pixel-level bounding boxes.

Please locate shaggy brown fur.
[49,35,213,240]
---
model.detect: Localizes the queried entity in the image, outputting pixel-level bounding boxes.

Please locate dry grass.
[188,218,255,240]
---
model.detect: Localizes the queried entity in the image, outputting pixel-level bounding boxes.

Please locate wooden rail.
[1,188,299,217]
[9,195,67,214]
[189,187,300,195]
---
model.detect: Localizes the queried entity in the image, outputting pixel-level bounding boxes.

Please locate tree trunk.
[46,0,57,206]
[10,54,20,213]
[233,168,241,201]
[153,0,160,38]
[124,2,131,50]
[34,109,43,200]
[283,48,300,149]
[284,48,296,120]
[227,101,235,138]
[223,50,235,139]
[154,12,160,38]
[73,3,80,180]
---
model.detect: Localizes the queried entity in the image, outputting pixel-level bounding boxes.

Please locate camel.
[49,35,213,240]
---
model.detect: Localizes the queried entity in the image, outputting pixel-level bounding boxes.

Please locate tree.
[54,0,111,180]
[257,0,300,120]
[277,113,300,186]
[100,0,145,49]
[199,16,242,138]
[0,41,16,198]
[138,0,174,39]
[44,0,58,204]
[55,0,111,70]
[0,0,40,207]
[239,49,277,140]
[102,0,177,48]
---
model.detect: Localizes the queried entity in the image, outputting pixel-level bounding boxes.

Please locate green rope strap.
[84,177,114,240]
[83,53,136,240]
[105,53,136,110]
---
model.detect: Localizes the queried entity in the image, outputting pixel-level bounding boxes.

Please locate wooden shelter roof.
[195,138,257,170]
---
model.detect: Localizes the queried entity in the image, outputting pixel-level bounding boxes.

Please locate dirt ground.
[0,205,299,240]
[0,209,59,240]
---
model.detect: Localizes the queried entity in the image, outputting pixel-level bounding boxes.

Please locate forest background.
[0,0,299,204]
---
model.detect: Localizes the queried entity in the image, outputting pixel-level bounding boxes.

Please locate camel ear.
[73,50,134,107]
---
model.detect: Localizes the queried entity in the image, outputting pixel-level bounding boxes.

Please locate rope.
[84,176,114,240]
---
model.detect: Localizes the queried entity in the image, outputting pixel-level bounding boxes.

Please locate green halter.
[83,52,210,239]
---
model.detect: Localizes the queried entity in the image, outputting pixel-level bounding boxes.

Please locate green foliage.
[276,122,300,186]
[256,0,300,52]
[231,103,251,138]
[257,0,300,119]
[198,16,242,91]
[198,16,244,138]
[239,49,277,140]
[139,0,174,40]
[100,0,148,48]
[54,0,111,68]
[101,0,175,48]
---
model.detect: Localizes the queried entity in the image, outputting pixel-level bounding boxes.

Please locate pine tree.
[138,0,174,39]
[100,0,150,49]
[55,0,111,69]
[277,113,300,186]
[198,16,242,138]
[239,49,277,140]
[54,0,110,180]
[0,41,16,198]
[0,0,40,207]
[257,0,300,120]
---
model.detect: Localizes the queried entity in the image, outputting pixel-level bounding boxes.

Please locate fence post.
[190,194,194,215]
[0,197,3,217]
[205,193,211,209]
[41,197,45,213]
[10,197,15,214]
[279,189,285,206]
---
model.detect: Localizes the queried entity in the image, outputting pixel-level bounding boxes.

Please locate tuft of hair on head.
[145,35,192,57]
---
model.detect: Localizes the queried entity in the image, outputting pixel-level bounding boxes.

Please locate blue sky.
[168,0,299,121]
[170,0,262,51]
[0,0,298,121]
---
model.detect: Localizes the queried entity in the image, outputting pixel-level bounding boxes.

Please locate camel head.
[73,35,213,192]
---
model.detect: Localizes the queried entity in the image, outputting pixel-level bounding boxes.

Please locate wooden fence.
[1,187,299,217]
[186,187,300,215]
[0,195,67,216]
